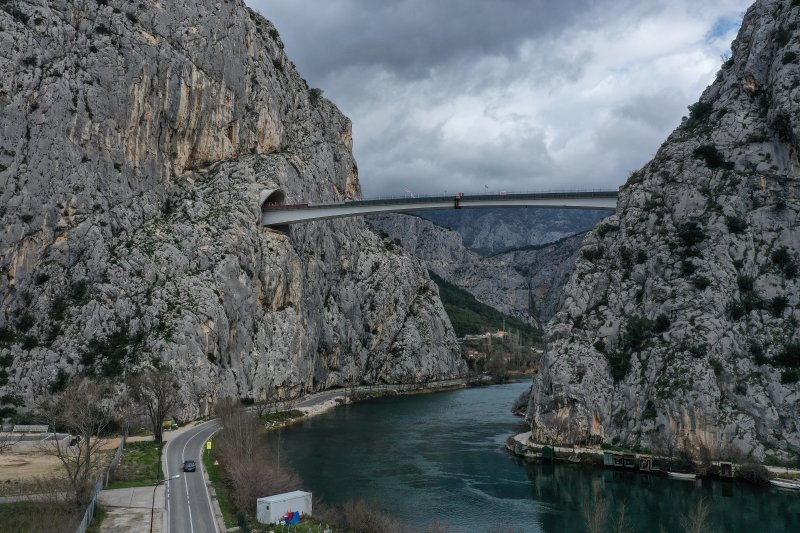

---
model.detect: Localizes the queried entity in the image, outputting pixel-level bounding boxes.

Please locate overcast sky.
[247,0,752,197]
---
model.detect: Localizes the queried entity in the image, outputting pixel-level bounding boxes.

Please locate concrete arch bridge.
[261,190,618,227]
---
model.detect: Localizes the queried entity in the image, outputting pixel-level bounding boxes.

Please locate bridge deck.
[262,191,618,226]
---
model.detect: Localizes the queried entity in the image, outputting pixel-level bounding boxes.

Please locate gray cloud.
[248,0,752,196]
[256,0,606,81]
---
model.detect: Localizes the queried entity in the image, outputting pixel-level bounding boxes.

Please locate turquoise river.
[275,382,800,532]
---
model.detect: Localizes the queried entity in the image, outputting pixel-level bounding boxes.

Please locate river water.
[275,382,800,532]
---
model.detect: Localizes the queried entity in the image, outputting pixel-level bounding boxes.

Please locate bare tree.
[130,367,181,444]
[215,398,301,514]
[0,433,21,454]
[37,376,117,505]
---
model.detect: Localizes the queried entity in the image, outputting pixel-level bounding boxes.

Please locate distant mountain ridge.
[367,213,588,327]
[415,208,609,255]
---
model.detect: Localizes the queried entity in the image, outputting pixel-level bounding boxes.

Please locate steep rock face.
[528,0,800,460]
[0,0,464,416]
[368,214,587,326]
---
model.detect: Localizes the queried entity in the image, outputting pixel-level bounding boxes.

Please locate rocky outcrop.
[368,214,587,326]
[417,208,607,255]
[0,0,464,417]
[528,0,800,460]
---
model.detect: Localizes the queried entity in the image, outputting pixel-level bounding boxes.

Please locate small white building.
[256,490,312,524]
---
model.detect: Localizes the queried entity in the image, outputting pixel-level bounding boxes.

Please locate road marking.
[181,427,197,533]
[178,422,221,533]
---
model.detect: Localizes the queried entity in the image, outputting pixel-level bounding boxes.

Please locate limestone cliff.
[0,0,465,417]
[368,214,587,326]
[528,0,800,460]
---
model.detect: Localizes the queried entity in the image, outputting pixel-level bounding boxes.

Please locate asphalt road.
[164,420,221,533]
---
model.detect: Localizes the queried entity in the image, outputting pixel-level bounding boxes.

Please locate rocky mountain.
[528,0,800,461]
[368,214,587,327]
[0,0,465,418]
[416,208,608,255]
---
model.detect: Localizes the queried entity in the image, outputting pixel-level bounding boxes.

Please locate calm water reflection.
[275,382,800,532]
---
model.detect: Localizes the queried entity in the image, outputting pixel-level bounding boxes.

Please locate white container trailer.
[256,490,312,524]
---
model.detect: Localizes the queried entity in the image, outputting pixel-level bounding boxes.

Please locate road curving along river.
[274,382,800,532]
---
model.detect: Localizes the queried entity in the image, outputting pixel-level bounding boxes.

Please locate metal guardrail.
[74,428,128,533]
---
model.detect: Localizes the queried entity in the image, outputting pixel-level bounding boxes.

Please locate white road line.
[162,437,171,533]
[181,428,197,533]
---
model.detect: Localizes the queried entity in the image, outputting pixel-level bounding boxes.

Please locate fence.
[74,428,128,533]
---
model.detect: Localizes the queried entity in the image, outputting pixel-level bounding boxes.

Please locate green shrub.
[681,261,696,276]
[21,56,37,67]
[781,368,800,383]
[737,275,755,292]
[605,351,632,382]
[710,359,723,376]
[677,220,706,246]
[21,336,38,350]
[636,250,647,264]
[693,144,734,170]
[726,215,747,233]
[776,29,792,47]
[49,368,69,393]
[596,223,617,237]
[0,328,16,344]
[654,314,671,333]
[642,400,657,420]
[1,2,30,24]
[70,279,89,301]
[309,88,324,105]
[773,342,800,368]
[692,276,710,290]
[688,344,707,359]
[751,343,767,365]
[772,247,798,278]
[16,313,34,333]
[593,339,606,353]
[622,315,654,352]
[582,247,605,261]
[769,296,788,317]
[783,51,797,65]
[685,101,714,130]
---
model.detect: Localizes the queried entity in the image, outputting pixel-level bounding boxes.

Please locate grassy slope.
[202,447,239,529]
[428,271,541,345]
[107,441,163,489]
[0,501,82,533]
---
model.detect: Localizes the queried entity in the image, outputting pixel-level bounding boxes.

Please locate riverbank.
[254,376,493,431]
[507,431,800,482]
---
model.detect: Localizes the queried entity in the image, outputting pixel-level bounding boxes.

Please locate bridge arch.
[261,191,618,227]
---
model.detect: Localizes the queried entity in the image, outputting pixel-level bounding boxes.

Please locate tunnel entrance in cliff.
[260,189,287,209]
[260,189,289,233]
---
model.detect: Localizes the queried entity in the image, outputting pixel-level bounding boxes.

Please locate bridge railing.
[262,188,619,210]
